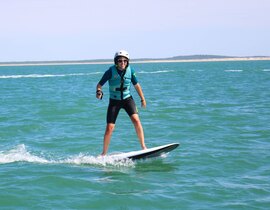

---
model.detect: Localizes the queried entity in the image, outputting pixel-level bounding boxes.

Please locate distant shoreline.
[1,56,270,67]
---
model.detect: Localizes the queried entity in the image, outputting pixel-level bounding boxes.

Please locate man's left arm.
[134,83,146,108]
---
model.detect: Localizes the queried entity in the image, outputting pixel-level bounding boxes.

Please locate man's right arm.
[96,68,112,99]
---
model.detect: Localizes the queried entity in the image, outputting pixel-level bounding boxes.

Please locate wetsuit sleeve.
[131,68,138,85]
[98,68,112,86]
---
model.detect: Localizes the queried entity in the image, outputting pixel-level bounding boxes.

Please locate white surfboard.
[110,143,179,160]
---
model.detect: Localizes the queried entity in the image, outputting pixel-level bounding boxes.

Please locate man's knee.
[131,114,141,125]
[105,123,115,134]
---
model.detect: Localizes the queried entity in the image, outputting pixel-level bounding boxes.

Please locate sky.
[0,0,270,62]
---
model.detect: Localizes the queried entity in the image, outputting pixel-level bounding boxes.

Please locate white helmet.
[114,50,130,60]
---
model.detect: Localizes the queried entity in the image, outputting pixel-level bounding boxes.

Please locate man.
[96,50,147,155]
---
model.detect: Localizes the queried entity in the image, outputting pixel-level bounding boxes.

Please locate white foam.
[0,72,102,79]
[262,69,270,72]
[225,69,243,72]
[0,144,48,164]
[190,69,203,72]
[61,153,135,168]
[138,70,175,74]
[0,144,134,168]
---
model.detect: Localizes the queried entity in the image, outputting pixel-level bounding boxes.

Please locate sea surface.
[1,60,270,209]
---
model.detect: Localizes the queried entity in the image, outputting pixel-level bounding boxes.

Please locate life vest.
[109,65,131,100]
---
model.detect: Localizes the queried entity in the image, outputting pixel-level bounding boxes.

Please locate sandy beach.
[135,57,270,64]
[0,57,270,67]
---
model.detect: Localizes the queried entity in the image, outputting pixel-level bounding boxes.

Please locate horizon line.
[1,55,270,67]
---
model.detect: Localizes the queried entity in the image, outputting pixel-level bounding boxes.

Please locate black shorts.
[107,96,138,124]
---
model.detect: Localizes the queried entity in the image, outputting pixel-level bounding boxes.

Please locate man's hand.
[96,89,103,100]
[141,99,146,108]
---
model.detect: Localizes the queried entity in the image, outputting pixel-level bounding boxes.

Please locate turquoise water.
[1,61,270,209]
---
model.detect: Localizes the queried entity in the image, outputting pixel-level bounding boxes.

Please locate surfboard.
[110,143,179,160]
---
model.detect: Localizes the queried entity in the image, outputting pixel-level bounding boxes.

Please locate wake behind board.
[110,143,179,160]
